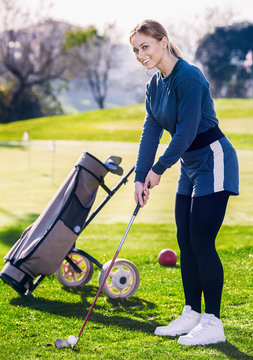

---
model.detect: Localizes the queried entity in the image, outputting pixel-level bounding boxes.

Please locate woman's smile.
[142,57,151,65]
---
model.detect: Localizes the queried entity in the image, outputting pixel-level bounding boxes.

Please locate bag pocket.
[61,195,90,233]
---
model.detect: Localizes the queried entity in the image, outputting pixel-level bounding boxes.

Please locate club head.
[104,161,124,176]
[105,155,122,165]
[55,338,71,349]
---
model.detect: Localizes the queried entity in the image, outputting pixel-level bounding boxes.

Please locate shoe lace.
[189,318,209,335]
[175,312,193,323]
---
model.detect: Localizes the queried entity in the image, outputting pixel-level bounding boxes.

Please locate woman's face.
[131,32,167,70]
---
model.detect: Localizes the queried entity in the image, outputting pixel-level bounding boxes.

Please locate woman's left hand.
[144,170,161,190]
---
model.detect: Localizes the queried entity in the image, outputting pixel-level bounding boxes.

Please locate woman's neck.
[158,53,179,78]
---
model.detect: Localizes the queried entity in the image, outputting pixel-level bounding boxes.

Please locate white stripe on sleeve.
[210,141,224,192]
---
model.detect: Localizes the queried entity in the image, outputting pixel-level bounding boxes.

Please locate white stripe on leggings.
[210,140,224,192]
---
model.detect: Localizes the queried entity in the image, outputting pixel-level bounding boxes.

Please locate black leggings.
[175,191,230,318]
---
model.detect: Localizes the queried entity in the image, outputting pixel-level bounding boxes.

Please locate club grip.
[133,185,149,216]
[133,202,141,216]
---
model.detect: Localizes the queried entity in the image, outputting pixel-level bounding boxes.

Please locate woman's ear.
[161,37,168,49]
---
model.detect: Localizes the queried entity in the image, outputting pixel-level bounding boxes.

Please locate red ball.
[158,249,177,266]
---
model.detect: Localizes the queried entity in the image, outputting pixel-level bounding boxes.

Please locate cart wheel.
[98,258,140,298]
[55,251,94,287]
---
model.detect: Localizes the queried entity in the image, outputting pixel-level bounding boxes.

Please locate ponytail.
[169,42,184,59]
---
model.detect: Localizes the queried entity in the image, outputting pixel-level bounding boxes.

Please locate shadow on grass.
[62,284,156,311]
[0,213,38,247]
[0,142,26,149]
[169,264,180,269]
[207,342,253,360]
[10,285,159,335]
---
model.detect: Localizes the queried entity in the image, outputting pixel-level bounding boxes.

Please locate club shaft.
[77,202,141,339]
[77,247,119,338]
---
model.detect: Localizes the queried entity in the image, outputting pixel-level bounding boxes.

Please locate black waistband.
[185,125,225,152]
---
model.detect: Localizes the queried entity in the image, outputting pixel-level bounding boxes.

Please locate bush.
[0,87,63,123]
[0,89,12,123]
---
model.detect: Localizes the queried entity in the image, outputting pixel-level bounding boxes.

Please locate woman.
[130,20,239,346]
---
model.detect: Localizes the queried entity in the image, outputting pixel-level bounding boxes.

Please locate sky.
[25,0,253,43]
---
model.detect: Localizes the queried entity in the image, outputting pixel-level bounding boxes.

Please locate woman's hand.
[134,181,149,207]
[144,169,161,190]
[134,170,161,207]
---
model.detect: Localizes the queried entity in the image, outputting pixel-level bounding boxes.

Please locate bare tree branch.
[65,23,119,109]
[0,18,70,121]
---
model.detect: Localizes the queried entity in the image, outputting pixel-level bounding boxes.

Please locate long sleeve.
[152,79,206,175]
[135,87,163,183]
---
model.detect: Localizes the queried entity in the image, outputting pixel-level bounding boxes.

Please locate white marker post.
[22,131,30,169]
[46,141,56,184]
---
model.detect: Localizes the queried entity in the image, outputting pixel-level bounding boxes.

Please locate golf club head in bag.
[105,155,122,165]
[104,155,123,176]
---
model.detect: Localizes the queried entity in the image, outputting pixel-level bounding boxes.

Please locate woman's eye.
[142,45,148,50]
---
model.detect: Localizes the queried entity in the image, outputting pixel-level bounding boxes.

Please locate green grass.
[214,99,253,118]
[0,99,252,149]
[0,142,252,227]
[0,99,252,359]
[0,222,252,360]
[0,105,146,142]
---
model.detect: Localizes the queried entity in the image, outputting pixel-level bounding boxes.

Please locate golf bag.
[0,152,121,296]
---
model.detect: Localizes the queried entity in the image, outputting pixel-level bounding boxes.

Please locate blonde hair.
[130,19,183,59]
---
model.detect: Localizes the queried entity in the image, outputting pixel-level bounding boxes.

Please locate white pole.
[22,131,30,170]
[51,141,56,184]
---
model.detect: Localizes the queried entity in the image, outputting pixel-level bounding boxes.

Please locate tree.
[0,0,30,32]
[64,24,118,109]
[0,19,69,122]
[0,0,53,32]
[195,22,253,97]
[0,0,69,123]
[165,5,238,62]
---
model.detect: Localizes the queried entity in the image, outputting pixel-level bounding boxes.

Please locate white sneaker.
[178,313,226,346]
[154,305,201,336]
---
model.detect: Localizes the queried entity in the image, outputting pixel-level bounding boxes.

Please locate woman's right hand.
[134,181,149,207]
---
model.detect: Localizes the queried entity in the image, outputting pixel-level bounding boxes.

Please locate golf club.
[104,155,123,176]
[105,155,122,166]
[104,160,124,176]
[55,200,142,349]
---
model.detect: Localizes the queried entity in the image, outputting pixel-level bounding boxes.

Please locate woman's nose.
[137,49,143,60]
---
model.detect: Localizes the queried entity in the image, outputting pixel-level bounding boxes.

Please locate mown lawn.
[0,222,252,360]
[0,99,252,150]
[0,99,252,359]
[0,141,252,227]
